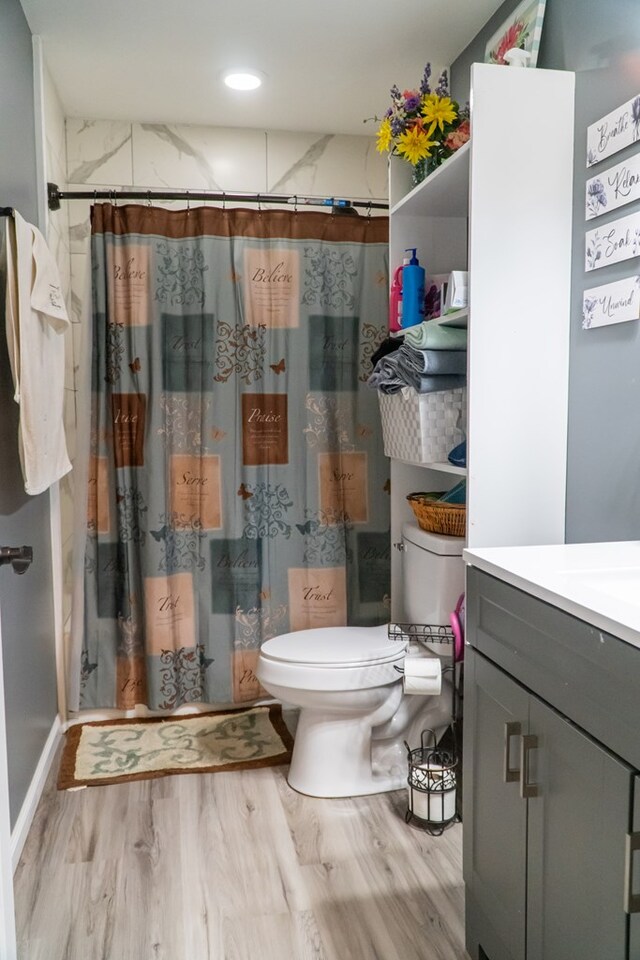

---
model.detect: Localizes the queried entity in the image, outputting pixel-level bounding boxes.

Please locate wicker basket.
[407,492,466,537]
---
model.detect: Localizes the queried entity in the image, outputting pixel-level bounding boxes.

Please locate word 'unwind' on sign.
[582,275,640,330]
[587,93,640,167]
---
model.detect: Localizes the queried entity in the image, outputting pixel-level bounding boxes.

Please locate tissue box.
[378,387,466,463]
[444,271,468,313]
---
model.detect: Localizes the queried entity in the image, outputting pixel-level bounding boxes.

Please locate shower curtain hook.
[294,195,298,213]
[186,190,190,215]
[93,190,97,207]
[147,191,152,207]
[367,201,372,219]
[222,191,226,211]
[257,193,262,213]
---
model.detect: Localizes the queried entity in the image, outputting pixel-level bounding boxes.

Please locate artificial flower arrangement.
[374,64,470,182]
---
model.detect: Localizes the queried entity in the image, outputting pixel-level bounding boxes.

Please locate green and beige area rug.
[58,705,293,789]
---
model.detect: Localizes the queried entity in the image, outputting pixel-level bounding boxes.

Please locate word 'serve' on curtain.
[76,203,390,711]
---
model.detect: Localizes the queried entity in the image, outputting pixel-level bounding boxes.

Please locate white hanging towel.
[4,210,72,495]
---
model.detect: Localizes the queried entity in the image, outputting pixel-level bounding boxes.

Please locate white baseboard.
[11,715,62,872]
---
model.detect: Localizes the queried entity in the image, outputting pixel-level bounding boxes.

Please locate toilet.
[256,522,464,798]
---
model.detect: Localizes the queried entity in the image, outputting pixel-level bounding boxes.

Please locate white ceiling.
[20,0,504,136]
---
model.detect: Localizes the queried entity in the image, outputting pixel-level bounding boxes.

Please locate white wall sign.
[587,94,640,167]
[586,152,640,220]
[585,210,640,272]
[582,275,640,329]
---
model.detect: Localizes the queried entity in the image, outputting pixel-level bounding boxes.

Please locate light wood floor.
[13,737,468,960]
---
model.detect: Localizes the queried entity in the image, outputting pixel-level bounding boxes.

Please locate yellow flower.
[376,117,393,153]
[395,125,436,165]
[422,94,457,134]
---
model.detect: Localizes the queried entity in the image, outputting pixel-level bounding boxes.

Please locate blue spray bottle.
[402,248,425,328]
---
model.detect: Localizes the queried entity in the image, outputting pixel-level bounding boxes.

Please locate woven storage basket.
[407,493,466,537]
[378,387,466,464]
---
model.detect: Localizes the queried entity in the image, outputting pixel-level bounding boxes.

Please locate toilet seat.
[258,625,407,691]
[261,624,403,667]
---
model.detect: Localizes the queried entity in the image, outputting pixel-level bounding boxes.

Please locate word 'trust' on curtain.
[80,203,390,711]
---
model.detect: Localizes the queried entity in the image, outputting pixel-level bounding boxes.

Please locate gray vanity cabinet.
[463,567,640,960]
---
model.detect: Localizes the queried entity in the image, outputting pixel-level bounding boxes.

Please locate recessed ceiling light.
[223,71,262,91]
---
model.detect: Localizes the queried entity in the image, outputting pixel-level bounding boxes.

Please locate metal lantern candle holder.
[405,728,458,835]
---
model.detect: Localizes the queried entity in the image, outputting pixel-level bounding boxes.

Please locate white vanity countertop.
[463,541,640,650]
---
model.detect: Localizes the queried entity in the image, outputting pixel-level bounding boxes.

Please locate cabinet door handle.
[520,734,539,799]
[624,832,640,913]
[503,721,521,783]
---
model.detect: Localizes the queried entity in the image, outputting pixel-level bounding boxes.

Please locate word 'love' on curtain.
[79,203,390,711]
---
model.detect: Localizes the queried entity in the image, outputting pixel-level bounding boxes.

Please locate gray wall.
[452,0,640,543]
[0,0,58,828]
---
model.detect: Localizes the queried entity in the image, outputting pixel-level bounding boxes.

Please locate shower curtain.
[76,203,390,711]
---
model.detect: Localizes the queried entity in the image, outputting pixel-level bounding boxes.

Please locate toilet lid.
[260,625,406,667]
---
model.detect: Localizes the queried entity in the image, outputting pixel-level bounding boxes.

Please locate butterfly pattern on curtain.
[81,204,390,711]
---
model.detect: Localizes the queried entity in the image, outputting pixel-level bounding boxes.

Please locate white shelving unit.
[386,63,575,622]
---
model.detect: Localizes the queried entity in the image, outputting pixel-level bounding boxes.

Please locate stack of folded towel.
[368,322,467,395]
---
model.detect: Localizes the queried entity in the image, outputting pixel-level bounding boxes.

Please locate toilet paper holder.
[388,621,461,722]
[405,727,459,835]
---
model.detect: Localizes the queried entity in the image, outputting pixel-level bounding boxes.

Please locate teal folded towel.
[404,322,467,350]
[439,479,467,504]
[396,345,467,377]
[405,373,466,394]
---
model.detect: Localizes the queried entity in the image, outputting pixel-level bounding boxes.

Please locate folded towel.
[403,322,467,351]
[367,354,405,394]
[403,373,467,394]
[396,344,467,377]
[370,334,403,368]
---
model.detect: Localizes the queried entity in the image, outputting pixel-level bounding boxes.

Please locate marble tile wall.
[48,114,388,635]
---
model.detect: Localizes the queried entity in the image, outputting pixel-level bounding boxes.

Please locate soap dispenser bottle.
[401,248,425,328]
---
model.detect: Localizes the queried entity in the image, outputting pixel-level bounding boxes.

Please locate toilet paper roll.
[403,655,442,695]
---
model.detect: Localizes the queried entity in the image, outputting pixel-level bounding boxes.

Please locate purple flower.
[404,94,421,112]
[588,179,607,207]
[390,117,406,137]
[436,69,449,96]
[390,84,402,103]
[419,63,432,95]
[384,107,392,118]
[632,96,640,138]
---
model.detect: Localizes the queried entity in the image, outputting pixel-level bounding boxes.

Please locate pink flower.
[492,21,526,65]
[444,120,470,152]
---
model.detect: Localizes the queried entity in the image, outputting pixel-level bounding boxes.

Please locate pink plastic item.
[389,264,403,332]
[450,593,465,662]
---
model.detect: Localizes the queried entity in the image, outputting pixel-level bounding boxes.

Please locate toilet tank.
[401,522,464,625]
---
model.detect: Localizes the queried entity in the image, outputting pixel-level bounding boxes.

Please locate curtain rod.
[47,182,388,213]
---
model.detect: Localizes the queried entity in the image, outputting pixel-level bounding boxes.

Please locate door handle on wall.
[503,721,521,783]
[520,734,539,799]
[0,545,33,575]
